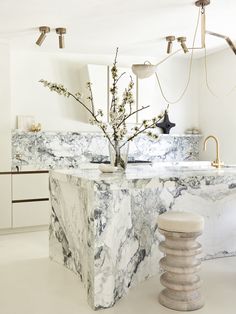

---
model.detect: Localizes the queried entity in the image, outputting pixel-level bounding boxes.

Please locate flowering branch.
[40,48,165,169]
[120,114,164,149]
[39,80,115,149]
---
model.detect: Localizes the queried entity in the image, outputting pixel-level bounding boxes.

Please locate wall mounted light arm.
[132,46,205,79]
[36,26,50,46]
[206,30,236,55]
[132,48,182,79]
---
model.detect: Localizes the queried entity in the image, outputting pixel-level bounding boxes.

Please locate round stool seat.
[157,211,204,233]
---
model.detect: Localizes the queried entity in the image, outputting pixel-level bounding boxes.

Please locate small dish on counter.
[98,164,117,173]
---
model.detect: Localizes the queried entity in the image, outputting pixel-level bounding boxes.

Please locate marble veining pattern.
[12,130,201,169]
[49,166,236,309]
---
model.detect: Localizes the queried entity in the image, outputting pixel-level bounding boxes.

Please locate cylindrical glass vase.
[109,141,129,171]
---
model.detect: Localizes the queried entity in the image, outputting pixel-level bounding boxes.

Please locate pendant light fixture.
[132,0,236,102]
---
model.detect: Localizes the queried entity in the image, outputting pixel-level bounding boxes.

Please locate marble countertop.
[51,162,236,185]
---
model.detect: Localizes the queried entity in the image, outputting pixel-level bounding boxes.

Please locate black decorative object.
[156,110,176,134]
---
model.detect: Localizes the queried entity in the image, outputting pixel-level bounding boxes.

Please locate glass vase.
[109,141,129,171]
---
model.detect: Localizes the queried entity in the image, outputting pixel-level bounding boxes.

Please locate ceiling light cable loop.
[154,7,201,104]
[204,47,236,98]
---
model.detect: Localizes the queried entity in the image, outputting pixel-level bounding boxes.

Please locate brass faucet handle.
[211,160,224,168]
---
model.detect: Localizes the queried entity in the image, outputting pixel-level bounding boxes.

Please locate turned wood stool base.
[157,212,204,312]
[159,288,204,311]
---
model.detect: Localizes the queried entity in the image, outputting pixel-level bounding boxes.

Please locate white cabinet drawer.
[12,201,50,228]
[0,174,11,229]
[12,173,49,200]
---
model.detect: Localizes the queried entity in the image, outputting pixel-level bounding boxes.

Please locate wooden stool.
[157,211,204,311]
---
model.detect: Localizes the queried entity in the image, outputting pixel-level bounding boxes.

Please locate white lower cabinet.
[12,201,50,228]
[12,173,49,200]
[11,172,50,229]
[0,174,12,229]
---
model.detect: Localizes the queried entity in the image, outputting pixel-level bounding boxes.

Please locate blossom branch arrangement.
[40,48,165,169]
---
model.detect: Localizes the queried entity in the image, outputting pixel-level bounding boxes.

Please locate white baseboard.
[0,225,48,235]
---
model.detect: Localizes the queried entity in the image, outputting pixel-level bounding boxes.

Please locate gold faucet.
[203,135,224,168]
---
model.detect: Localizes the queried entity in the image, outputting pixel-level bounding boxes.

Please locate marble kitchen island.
[49,164,236,310]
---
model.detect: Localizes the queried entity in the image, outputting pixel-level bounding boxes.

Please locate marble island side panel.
[49,167,236,309]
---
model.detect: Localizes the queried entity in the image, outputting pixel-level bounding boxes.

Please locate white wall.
[199,48,236,164]
[138,57,200,134]
[7,46,236,163]
[0,43,11,171]
[10,49,200,134]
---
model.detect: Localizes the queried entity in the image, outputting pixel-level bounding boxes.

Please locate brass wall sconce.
[35,26,50,46]
[56,27,66,49]
[166,36,175,54]
[177,36,189,53]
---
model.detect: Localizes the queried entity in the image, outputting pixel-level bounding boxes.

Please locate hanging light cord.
[154,7,201,104]
[204,46,236,98]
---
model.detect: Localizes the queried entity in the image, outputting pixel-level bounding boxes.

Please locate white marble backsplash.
[12,130,201,169]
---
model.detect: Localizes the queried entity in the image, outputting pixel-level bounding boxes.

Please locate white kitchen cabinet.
[11,172,49,228]
[0,174,12,229]
[12,201,50,228]
[12,173,49,200]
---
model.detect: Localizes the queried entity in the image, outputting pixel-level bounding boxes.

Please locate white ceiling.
[0,0,236,59]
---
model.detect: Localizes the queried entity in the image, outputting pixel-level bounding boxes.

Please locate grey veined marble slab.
[49,165,236,309]
[12,130,201,170]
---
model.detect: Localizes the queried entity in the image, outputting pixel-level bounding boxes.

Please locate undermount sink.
[151,161,236,172]
[152,161,212,169]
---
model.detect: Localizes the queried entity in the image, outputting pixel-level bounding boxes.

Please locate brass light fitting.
[36,26,50,46]
[56,27,66,49]
[206,30,236,55]
[166,36,175,54]
[195,0,210,7]
[177,37,189,53]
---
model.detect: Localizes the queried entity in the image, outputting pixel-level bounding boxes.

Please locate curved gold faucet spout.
[203,135,224,168]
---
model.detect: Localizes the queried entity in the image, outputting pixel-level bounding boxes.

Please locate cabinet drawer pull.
[12,198,49,203]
